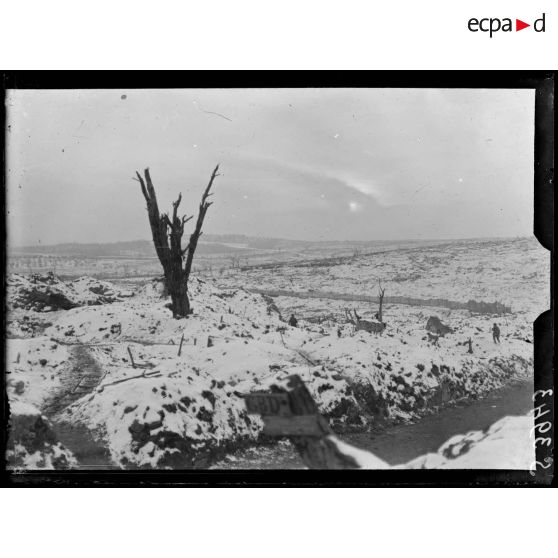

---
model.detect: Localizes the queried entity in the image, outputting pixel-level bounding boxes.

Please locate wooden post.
[127,346,136,369]
[178,333,185,356]
[441,378,450,403]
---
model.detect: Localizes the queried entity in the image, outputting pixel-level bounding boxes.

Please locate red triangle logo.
[516,19,530,31]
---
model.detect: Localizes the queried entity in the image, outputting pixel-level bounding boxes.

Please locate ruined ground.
[213,377,534,469]
[5,237,549,470]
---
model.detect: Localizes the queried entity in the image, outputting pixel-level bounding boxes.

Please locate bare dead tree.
[344,308,385,334]
[135,165,220,318]
[344,308,359,325]
[377,279,386,322]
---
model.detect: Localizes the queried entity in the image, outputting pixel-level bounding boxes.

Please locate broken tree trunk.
[135,165,220,318]
[377,280,385,322]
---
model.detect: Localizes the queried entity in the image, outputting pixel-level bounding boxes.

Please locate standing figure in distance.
[492,323,501,344]
[288,314,298,327]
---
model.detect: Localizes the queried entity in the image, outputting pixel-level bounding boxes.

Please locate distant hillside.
[10,234,520,260]
[11,234,363,258]
[11,238,253,258]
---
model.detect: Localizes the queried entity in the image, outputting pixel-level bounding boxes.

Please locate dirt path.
[42,345,116,469]
[43,345,105,416]
[213,378,534,469]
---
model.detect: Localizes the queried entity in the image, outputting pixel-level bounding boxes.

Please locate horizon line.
[9,233,535,251]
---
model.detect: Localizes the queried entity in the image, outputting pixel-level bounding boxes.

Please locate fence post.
[127,346,136,369]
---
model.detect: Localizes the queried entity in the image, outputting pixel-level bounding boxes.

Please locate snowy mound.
[402,414,534,469]
[6,398,77,470]
[8,273,80,311]
[60,366,262,468]
[312,414,534,470]
[71,276,134,304]
[46,278,283,344]
[7,272,133,312]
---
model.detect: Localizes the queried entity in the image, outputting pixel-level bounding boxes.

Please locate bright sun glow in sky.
[6,88,535,246]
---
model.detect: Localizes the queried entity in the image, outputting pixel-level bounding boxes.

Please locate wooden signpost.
[244,375,362,469]
[244,392,292,417]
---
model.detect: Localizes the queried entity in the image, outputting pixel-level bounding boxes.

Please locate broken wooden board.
[262,414,327,437]
[245,383,330,436]
[244,392,292,416]
[243,375,363,468]
[241,375,392,469]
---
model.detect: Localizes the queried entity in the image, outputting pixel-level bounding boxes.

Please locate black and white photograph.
[3,83,553,478]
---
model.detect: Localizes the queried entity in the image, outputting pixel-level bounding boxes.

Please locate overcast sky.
[6,88,535,246]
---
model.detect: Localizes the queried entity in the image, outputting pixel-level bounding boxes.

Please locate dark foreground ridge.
[214,379,533,469]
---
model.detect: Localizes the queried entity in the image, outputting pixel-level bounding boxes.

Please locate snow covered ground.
[320,413,535,470]
[5,237,545,470]
[401,414,535,469]
[216,237,549,319]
